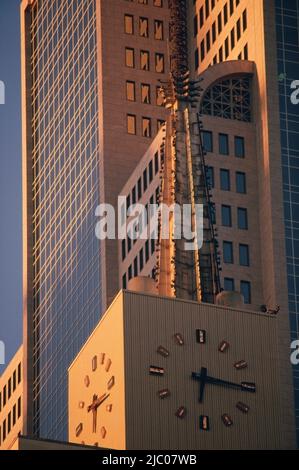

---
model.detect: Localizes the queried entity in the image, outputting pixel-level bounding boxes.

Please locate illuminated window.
[142,117,151,137]
[155,53,164,73]
[126,81,135,101]
[124,15,134,34]
[127,114,136,135]
[125,47,135,67]
[154,20,163,40]
[141,83,151,104]
[156,86,164,106]
[139,17,149,37]
[140,50,150,70]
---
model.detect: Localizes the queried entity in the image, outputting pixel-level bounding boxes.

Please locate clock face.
[74,353,115,445]
[149,330,256,431]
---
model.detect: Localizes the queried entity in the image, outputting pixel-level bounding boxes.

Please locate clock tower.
[68,286,295,449]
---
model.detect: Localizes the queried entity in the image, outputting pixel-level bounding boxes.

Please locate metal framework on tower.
[155,0,221,303]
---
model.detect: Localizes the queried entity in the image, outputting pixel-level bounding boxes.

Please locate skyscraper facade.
[191,0,298,442]
[21,0,168,440]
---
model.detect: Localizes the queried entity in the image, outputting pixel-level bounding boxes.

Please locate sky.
[0,0,22,374]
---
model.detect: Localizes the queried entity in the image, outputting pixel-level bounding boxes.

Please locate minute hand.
[205,375,256,392]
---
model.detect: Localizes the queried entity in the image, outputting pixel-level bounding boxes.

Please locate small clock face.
[75,353,115,445]
[149,330,256,431]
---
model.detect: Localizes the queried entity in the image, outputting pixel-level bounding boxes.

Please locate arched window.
[201,75,252,122]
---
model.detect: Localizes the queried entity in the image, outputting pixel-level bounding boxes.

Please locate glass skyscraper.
[22,0,102,440]
[275,0,299,441]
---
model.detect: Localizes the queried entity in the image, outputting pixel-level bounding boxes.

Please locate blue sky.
[0,0,22,374]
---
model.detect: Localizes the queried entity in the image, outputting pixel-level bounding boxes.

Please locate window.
[139,248,144,271]
[141,83,151,104]
[220,169,230,190]
[195,48,199,70]
[212,22,216,43]
[235,136,245,157]
[142,117,151,137]
[126,81,135,101]
[122,239,126,261]
[154,20,163,40]
[224,278,235,291]
[219,133,229,155]
[199,7,204,28]
[127,114,136,134]
[206,167,214,188]
[239,244,250,266]
[124,15,134,34]
[237,208,248,229]
[240,281,251,304]
[202,130,213,152]
[217,12,222,34]
[139,17,149,37]
[155,53,164,73]
[222,205,232,227]
[223,241,233,264]
[156,86,164,106]
[236,172,246,193]
[194,15,198,37]
[125,47,134,67]
[122,274,127,289]
[200,39,205,61]
[140,50,150,70]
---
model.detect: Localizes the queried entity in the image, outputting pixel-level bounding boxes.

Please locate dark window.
[235,136,245,157]
[240,280,251,304]
[237,208,248,229]
[220,169,230,191]
[239,244,250,266]
[202,130,213,152]
[236,172,246,193]
[122,239,126,261]
[223,241,234,263]
[194,15,198,37]
[206,167,214,188]
[221,205,232,227]
[224,277,235,291]
[219,133,229,155]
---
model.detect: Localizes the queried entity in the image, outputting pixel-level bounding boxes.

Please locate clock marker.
[175,406,187,419]
[149,365,165,376]
[107,376,115,390]
[218,341,229,353]
[222,414,233,427]
[196,329,206,344]
[236,401,250,413]
[234,360,248,370]
[157,346,170,357]
[174,333,184,345]
[200,415,210,431]
[158,388,170,399]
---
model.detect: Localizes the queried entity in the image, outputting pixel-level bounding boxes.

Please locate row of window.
[122,188,160,261]
[125,47,165,73]
[127,114,165,137]
[122,238,156,289]
[0,363,21,412]
[207,167,247,193]
[221,205,248,229]
[194,0,241,35]
[125,14,164,40]
[126,81,164,106]
[0,397,21,446]
[203,131,245,157]
[224,278,251,304]
[223,241,250,266]
[125,0,163,6]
